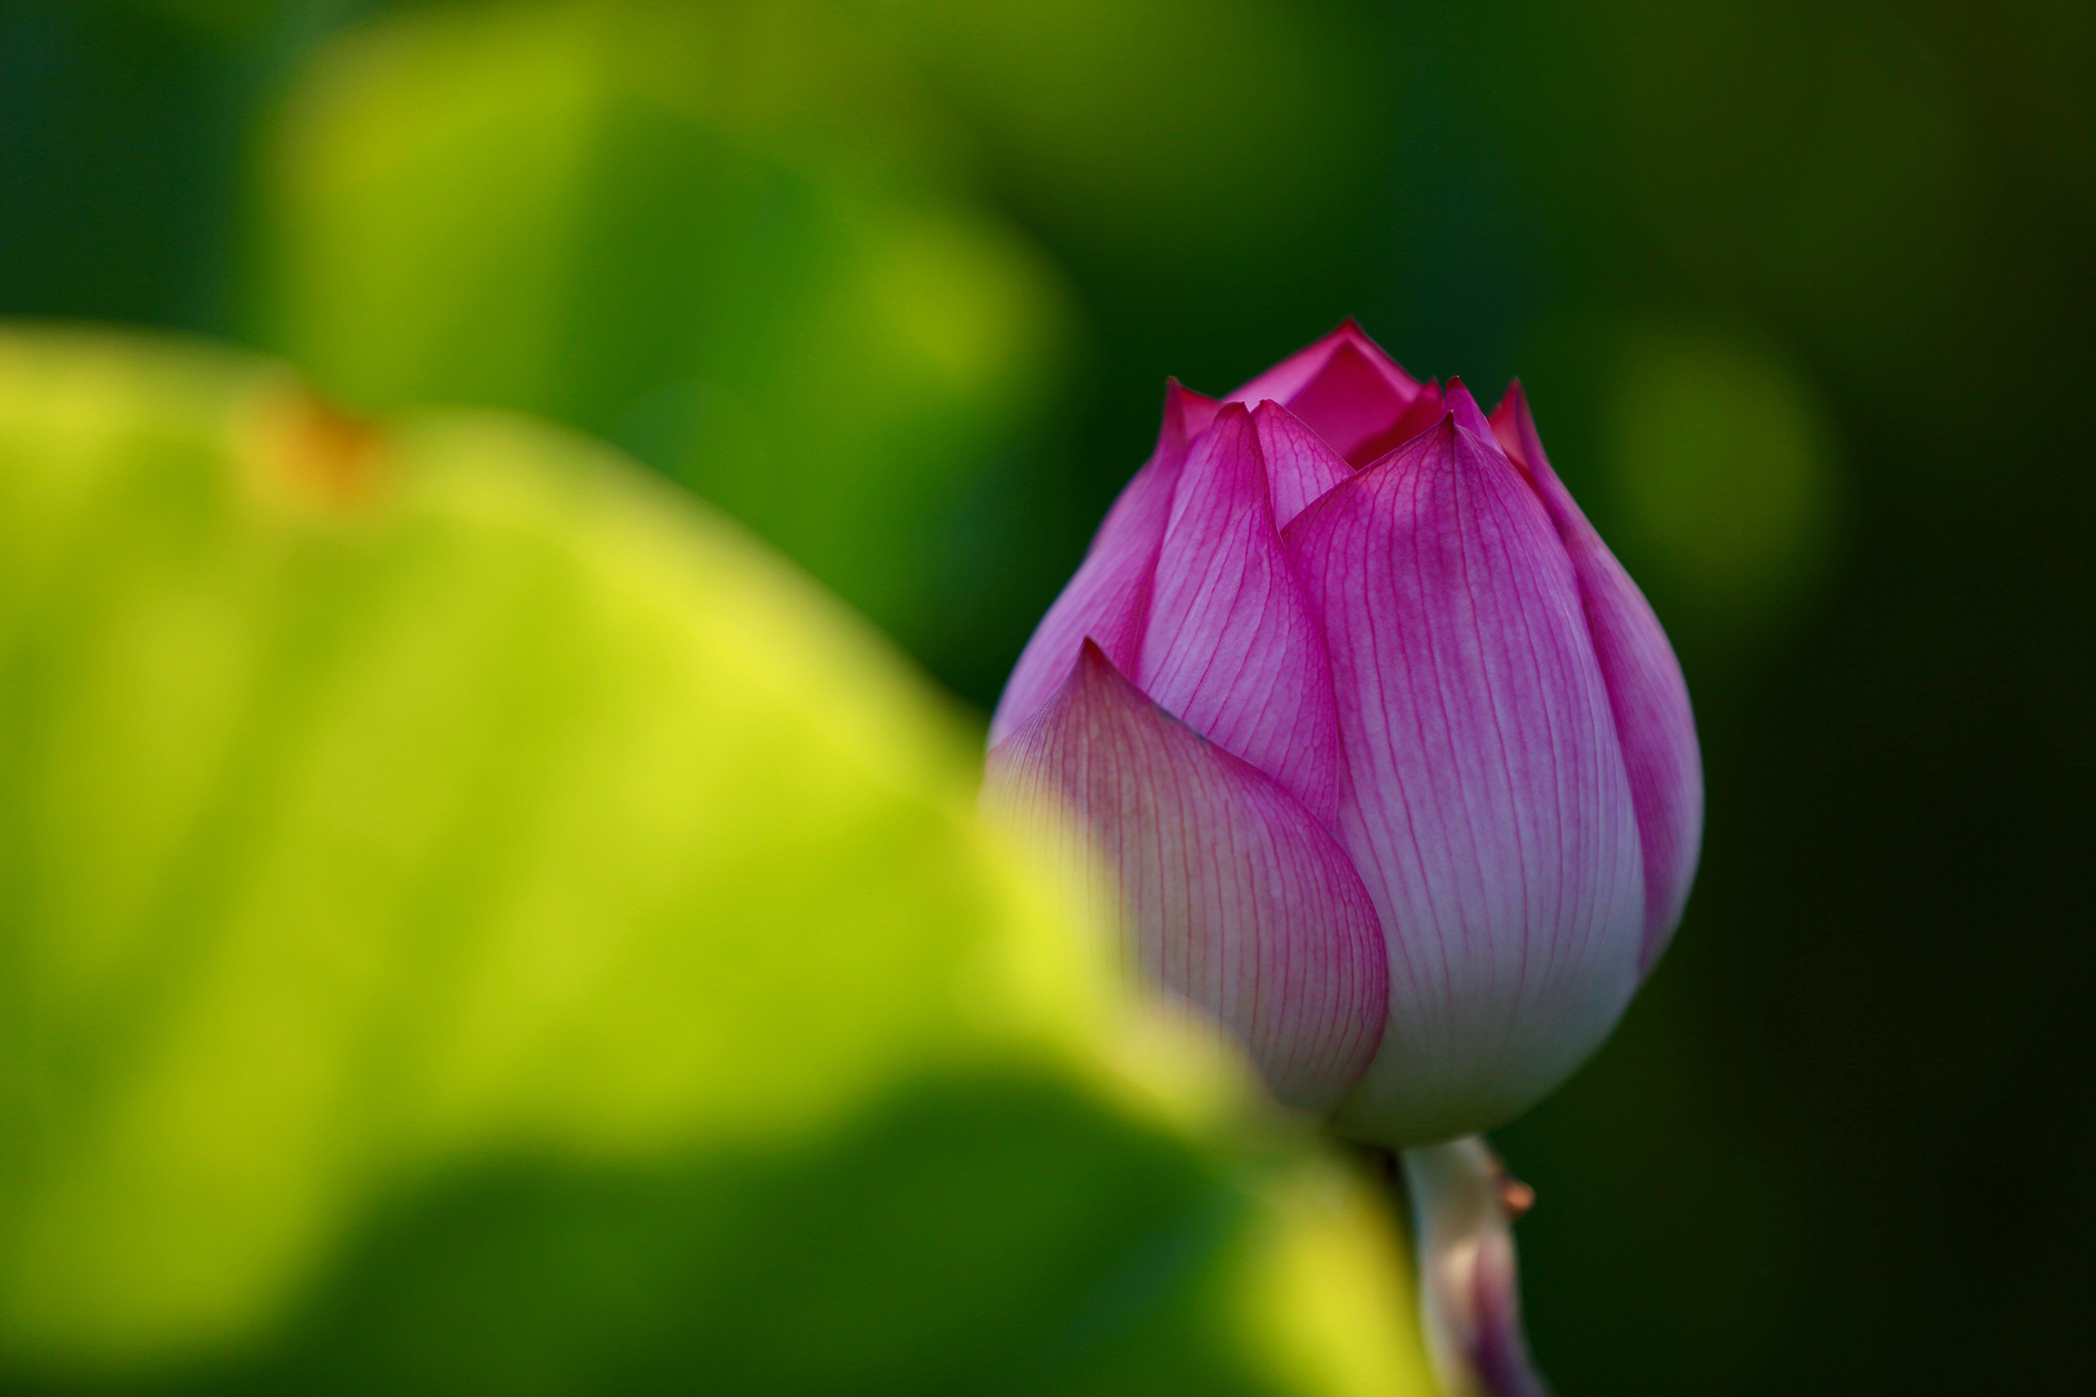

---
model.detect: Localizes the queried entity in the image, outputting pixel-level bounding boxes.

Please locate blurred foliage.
[248,0,1076,662]
[3,0,2093,1392]
[231,0,1392,699]
[1599,325,1838,626]
[831,0,1360,259]
[1509,313,1841,635]
[0,326,1436,1394]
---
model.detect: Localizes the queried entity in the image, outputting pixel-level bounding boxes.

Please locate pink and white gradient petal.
[984,642,1387,1113]
[991,380,1220,743]
[1138,404,1343,825]
[1491,383,1703,971]
[1286,416,1645,1144]
[1249,399,1354,529]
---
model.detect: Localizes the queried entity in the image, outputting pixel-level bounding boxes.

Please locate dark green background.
[5,1,2090,1392]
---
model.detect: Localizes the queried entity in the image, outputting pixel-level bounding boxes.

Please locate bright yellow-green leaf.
[0,327,1436,1396]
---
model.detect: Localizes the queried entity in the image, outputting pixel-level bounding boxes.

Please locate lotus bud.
[984,321,1702,1147]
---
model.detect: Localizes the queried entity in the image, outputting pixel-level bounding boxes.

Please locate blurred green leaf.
[834,0,1369,259]
[0,326,1436,1396]
[1471,0,1974,357]
[246,0,1075,656]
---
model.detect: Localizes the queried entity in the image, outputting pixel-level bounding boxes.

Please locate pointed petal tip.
[1224,321,1422,458]
[1332,317,1407,371]
[1164,377,1223,445]
[1336,376,1447,468]
[1189,397,1258,453]
[1340,405,1461,484]
[1251,397,1357,528]
[1073,633,1139,697]
[1486,380,1538,474]
[1442,377,1497,440]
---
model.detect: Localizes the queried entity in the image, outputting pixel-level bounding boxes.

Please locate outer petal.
[991,380,1220,742]
[1442,377,1496,439]
[1250,399,1353,528]
[1138,404,1342,825]
[1227,320,1425,465]
[1287,417,1645,1145]
[983,642,1387,1113]
[1403,1138,1550,1397]
[1490,382,1703,971]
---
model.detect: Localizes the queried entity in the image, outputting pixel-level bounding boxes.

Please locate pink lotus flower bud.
[985,322,1701,1147]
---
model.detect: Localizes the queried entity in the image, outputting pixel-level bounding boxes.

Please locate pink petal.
[1228,319,1418,404]
[984,642,1387,1113]
[1442,376,1496,440]
[1250,399,1354,528]
[1286,417,1646,1144]
[1226,320,1426,465]
[991,380,1220,743]
[1137,404,1342,825]
[1347,377,1447,468]
[1404,1137,1550,1397]
[1491,382,1703,972]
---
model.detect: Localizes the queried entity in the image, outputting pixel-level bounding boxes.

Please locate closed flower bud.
[985,322,1702,1147]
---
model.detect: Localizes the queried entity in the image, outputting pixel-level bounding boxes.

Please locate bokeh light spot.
[1602,326,1839,622]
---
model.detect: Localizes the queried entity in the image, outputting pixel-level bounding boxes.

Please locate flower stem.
[1354,1136,1552,1397]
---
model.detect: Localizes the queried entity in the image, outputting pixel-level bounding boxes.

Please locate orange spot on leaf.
[242,385,386,512]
